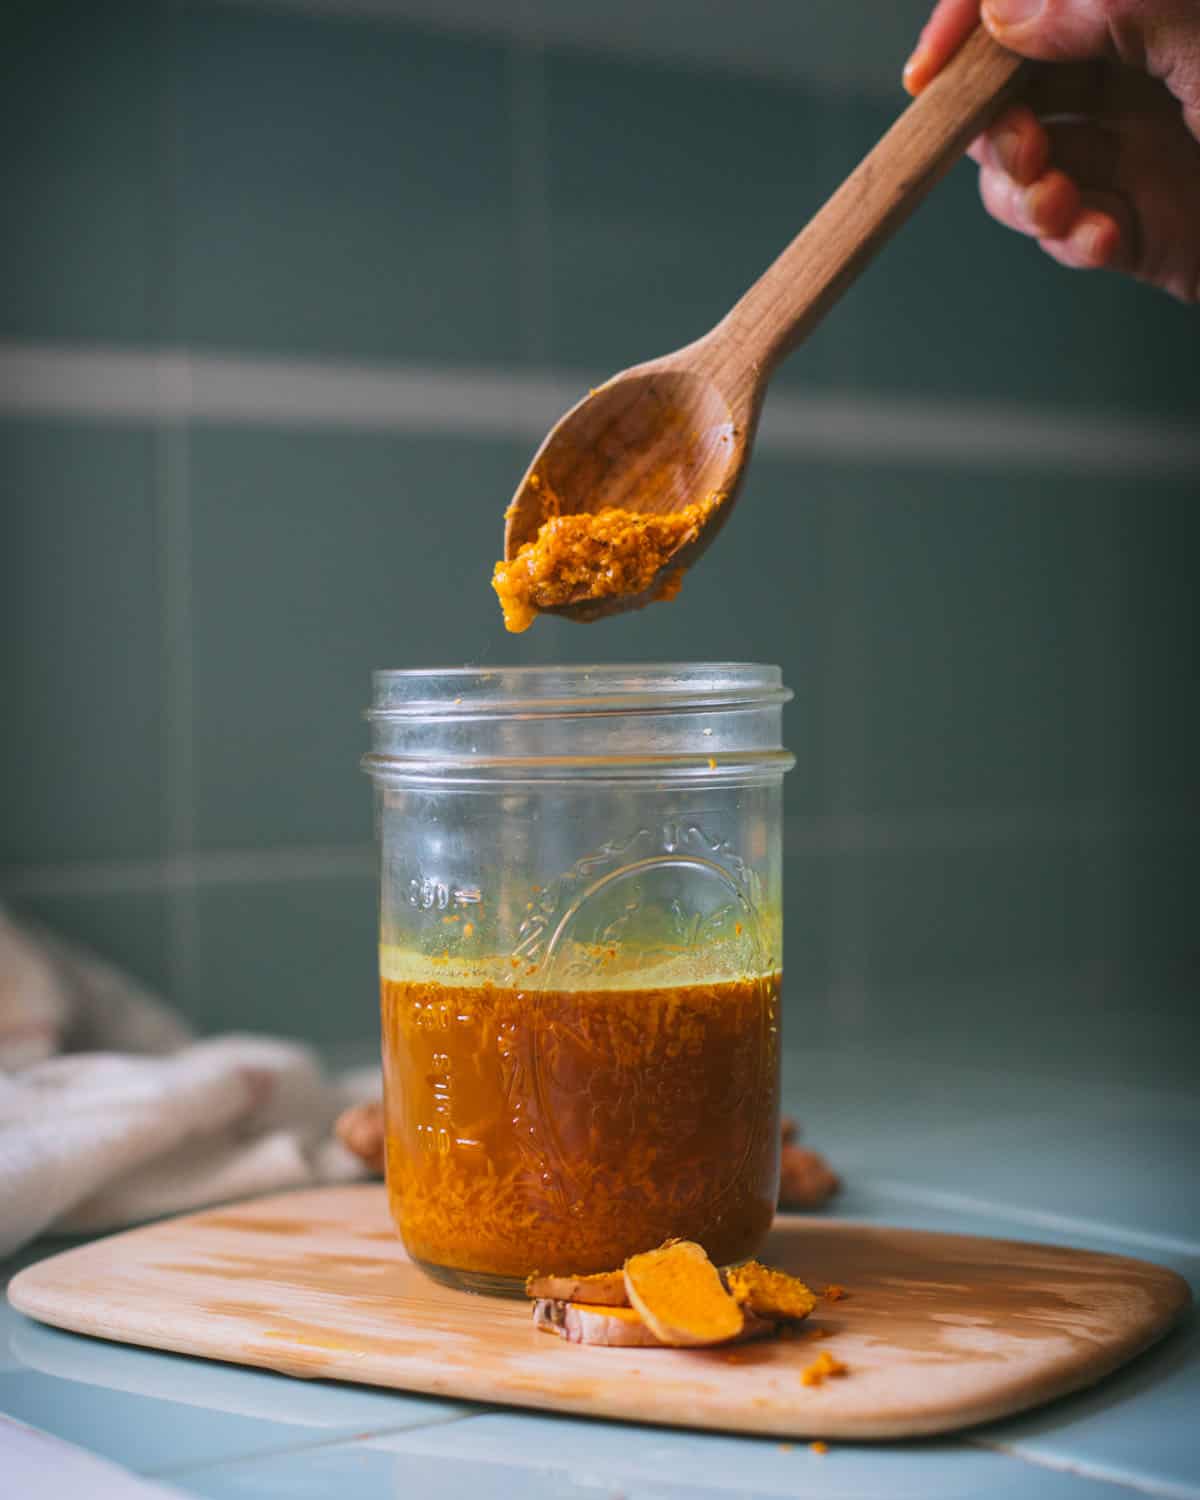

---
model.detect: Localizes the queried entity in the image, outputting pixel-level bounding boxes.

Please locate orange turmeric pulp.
[380,973,781,1280]
[491,497,717,633]
[624,1239,745,1346]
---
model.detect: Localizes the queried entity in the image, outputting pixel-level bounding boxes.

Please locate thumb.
[983,0,1196,72]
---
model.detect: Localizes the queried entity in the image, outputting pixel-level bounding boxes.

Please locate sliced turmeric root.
[525,1270,629,1307]
[533,1300,664,1346]
[533,1299,776,1347]
[724,1261,817,1321]
[623,1240,744,1347]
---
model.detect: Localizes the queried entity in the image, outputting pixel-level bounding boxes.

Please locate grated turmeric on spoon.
[492,496,717,633]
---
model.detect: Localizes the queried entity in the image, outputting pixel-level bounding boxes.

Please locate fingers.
[980,0,1118,64]
[907,0,1200,143]
[985,105,1050,182]
[979,161,1081,237]
[976,109,1133,270]
[903,0,980,94]
[981,158,1126,270]
[968,78,1141,270]
[981,0,1200,135]
[1037,209,1125,269]
[1040,119,1120,187]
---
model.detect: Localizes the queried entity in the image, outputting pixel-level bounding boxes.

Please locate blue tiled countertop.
[4,1039,1197,1500]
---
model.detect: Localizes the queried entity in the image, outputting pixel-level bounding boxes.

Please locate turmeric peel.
[724,1261,817,1322]
[525,1270,629,1307]
[623,1239,744,1347]
[533,1299,665,1347]
[532,1298,776,1348]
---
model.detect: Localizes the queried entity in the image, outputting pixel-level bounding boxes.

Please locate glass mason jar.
[363,663,793,1296]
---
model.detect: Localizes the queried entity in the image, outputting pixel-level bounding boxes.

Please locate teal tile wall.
[0,420,164,865]
[169,3,518,362]
[182,875,377,1044]
[1,0,161,343]
[851,466,1113,815]
[1,2,1196,1077]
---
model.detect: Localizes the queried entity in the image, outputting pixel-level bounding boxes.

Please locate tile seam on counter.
[2,804,1193,899]
[143,1409,491,1483]
[970,1440,1200,1500]
[856,1181,1200,1260]
[3,342,1199,475]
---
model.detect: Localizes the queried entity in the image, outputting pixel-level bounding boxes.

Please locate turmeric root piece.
[533,1299,777,1348]
[533,1300,665,1346]
[778,1144,840,1210]
[725,1261,817,1322]
[525,1270,629,1307]
[623,1240,744,1347]
[335,1101,384,1174]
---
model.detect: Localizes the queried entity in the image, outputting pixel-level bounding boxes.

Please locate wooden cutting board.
[8,1185,1190,1440]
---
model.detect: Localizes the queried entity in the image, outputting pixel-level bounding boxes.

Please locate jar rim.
[368,662,791,719]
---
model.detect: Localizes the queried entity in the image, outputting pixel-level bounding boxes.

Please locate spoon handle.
[712,26,1027,382]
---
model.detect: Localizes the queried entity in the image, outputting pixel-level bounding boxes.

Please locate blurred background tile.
[0,420,164,867]
[169,2,518,363]
[0,0,160,344]
[179,874,377,1044]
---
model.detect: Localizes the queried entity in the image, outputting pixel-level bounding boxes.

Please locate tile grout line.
[969,1439,1200,1500]
[158,0,198,1013]
[3,342,1200,475]
[144,1408,495,1482]
[1,805,1194,899]
[857,1179,1200,1259]
[824,478,868,1031]
[160,399,197,1008]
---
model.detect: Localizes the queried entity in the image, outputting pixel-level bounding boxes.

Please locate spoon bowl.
[504,361,752,621]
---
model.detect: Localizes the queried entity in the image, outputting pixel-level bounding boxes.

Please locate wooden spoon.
[503,26,1026,622]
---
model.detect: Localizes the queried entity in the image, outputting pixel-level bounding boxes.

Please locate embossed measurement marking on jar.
[417,1049,454,1156]
[407,879,482,911]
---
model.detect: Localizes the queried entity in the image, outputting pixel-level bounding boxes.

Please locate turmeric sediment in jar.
[380,960,781,1280]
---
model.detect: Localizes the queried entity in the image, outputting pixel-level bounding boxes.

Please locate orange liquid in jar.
[380,973,781,1280]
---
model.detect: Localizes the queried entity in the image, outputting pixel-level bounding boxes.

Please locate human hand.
[904,0,1200,302]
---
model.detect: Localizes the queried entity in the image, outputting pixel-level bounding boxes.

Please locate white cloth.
[0,907,378,1257]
